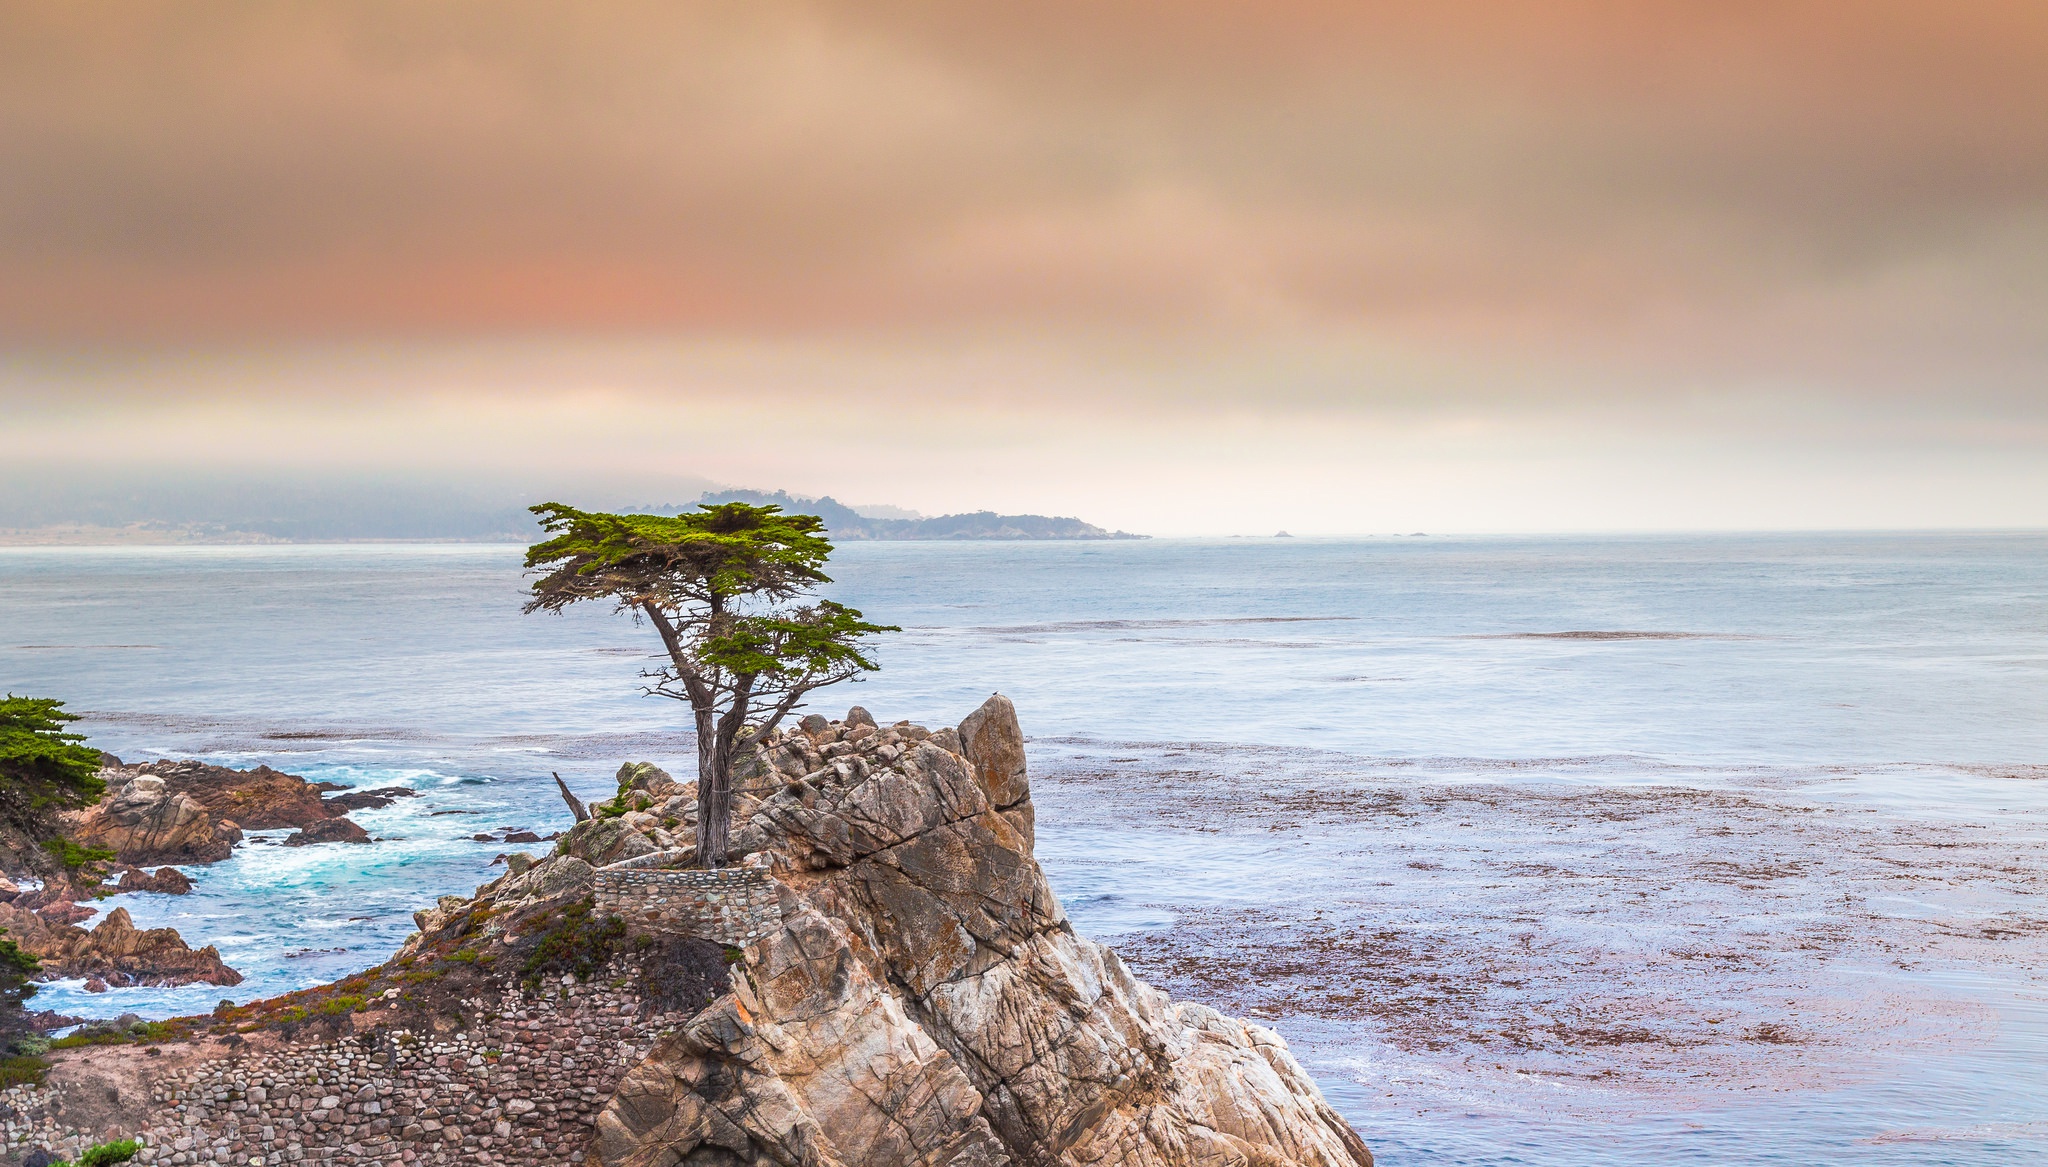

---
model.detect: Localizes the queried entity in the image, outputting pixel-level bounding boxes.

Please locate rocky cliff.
[590,696,1370,1167]
[6,697,1370,1167]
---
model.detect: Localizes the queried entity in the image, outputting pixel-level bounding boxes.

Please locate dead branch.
[553,771,590,823]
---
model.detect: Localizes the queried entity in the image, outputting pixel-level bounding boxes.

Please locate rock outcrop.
[112,866,193,895]
[146,759,330,830]
[321,785,422,813]
[63,774,238,866]
[553,696,1372,1167]
[282,818,371,846]
[73,758,397,860]
[0,903,240,988]
[106,757,403,830]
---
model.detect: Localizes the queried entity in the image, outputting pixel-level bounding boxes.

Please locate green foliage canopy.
[524,501,833,614]
[0,928,40,1016]
[524,502,892,726]
[524,501,895,867]
[0,696,106,834]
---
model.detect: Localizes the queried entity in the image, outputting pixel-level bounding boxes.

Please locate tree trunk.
[696,740,731,869]
[695,675,757,871]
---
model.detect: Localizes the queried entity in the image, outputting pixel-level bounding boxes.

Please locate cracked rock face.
[0,903,241,988]
[66,774,237,866]
[588,695,1374,1167]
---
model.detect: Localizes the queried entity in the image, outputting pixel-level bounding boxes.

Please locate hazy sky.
[4,1,2046,533]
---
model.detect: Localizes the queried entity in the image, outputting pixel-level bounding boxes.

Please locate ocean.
[2,533,2045,1165]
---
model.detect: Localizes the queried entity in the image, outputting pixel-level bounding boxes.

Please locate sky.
[3,0,2046,535]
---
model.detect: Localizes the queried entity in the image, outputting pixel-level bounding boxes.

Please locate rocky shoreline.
[1,697,1375,1166]
[0,757,413,992]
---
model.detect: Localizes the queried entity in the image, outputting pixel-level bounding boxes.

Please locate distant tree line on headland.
[688,491,1144,541]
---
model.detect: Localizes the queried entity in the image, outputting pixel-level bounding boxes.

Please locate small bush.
[49,1031,128,1050]
[519,896,627,990]
[59,1138,141,1167]
[42,838,115,872]
[0,1053,48,1087]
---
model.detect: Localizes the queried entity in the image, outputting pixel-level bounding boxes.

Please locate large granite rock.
[71,758,387,864]
[0,902,241,988]
[65,775,238,866]
[129,758,335,830]
[534,696,1372,1167]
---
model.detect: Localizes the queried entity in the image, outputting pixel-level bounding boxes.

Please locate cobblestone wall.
[0,958,696,1167]
[592,866,781,946]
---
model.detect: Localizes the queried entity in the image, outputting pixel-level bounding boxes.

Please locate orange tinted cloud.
[2,1,2044,370]
[3,1,2047,533]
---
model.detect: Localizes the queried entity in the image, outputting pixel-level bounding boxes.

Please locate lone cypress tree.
[524,501,894,868]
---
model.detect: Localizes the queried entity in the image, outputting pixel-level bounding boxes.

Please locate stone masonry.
[0,957,698,1167]
[591,865,780,947]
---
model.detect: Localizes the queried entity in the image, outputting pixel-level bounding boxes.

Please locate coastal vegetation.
[44,1138,139,1167]
[523,500,894,868]
[0,697,106,870]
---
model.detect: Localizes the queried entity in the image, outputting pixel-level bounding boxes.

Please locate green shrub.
[519,896,627,989]
[52,1138,142,1167]
[0,1053,48,1087]
[43,837,112,868]
[0,929,41,1015]
[49,1030,128,1050]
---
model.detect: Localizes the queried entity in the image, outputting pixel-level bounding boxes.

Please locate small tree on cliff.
[0,696,106,843]
[524,502,894,868]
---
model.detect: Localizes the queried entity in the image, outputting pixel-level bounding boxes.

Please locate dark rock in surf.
[322,786,421,812]
[283,818,372,846]
[114,866,193,895]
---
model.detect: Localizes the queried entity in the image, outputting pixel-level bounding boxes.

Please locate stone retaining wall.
[0,958,693,1167]
[592,866,781,946]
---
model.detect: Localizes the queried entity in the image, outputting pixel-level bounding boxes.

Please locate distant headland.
[0,485,1144,544]
[690,489,1145,540]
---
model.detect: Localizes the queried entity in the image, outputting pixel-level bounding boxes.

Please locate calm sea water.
[2,533,2045,1166]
